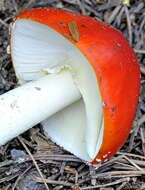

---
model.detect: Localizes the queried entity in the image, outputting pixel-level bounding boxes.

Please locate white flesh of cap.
[11,19,104,162]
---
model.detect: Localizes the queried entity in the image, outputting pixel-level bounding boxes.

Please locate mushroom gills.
[11,19,104,162]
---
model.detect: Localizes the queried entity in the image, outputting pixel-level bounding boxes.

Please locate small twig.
[94,174,141,179]
[32,153,82,162]
[12,166,32,190]
[128,122,140,152]
[4,184,11,190]
[0,174,19,184]
[118,152,145,160]
[116,181,128,190]
[18,136,50,190]
[78,170,89,178]
[93,171,145,178]
[34,176,80,190]
[140,65,145,75]
[89,165,96,186]
[107,5,122,24]
[0,18,9,28]
[12,0,18,14]
[0,160,15,168]
[124,5,132,44]
[75,170,79,184]
[0,153,81,169]
[77,0,86,15]
[138,114,145,126]
[82,178,130,189]
[115,6,125,27]
[20,0,37,11]
[59,161,66,175]
[134,49,145,54]
[117,158,145,167]
[77,164,86,172]
[78,177,91,184]
[113,161,136,170]
[122,155,143,171]
[140,127,145,156]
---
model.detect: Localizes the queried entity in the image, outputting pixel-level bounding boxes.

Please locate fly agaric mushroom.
[0,8,140,164]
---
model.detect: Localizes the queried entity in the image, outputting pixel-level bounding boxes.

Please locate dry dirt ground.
[0,0,145,190]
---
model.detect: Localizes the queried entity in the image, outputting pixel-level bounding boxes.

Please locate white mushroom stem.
[0,71,81,145]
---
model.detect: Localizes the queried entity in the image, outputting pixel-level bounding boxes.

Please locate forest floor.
[0,0,145,189]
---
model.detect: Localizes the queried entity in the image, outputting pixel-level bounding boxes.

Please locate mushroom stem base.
[0,71,81,145]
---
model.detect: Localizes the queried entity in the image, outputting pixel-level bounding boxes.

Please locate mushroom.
[0,8,140,164]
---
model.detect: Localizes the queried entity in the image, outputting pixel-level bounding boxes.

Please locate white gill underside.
[11,19,104,162]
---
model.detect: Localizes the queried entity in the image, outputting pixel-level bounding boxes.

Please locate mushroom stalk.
[0,71,81,145]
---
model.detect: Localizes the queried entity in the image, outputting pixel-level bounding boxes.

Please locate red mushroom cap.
[13,8,140,164]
